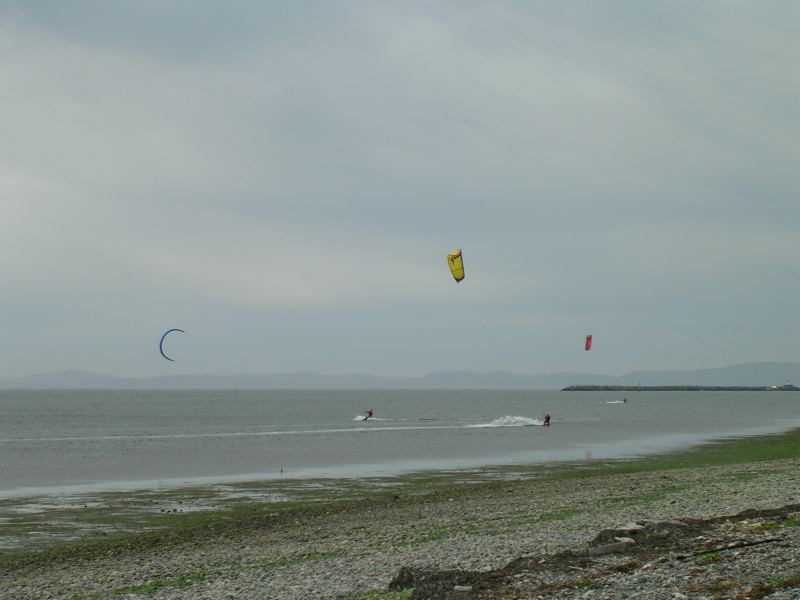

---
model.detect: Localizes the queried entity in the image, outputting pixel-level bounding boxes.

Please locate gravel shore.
[3,454,800,599]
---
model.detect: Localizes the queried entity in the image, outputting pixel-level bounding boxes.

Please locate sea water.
[1,389,798,497]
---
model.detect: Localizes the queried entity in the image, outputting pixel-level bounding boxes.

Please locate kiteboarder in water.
[364,409,374,421]
[543,413,551,427]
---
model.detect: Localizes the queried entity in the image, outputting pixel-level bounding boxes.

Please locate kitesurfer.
[364,409,374,421]
[543,414,551,427]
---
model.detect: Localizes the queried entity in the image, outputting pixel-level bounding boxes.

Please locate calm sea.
[1,389,798,498]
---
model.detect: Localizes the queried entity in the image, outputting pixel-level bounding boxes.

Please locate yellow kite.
[447,249,465,282]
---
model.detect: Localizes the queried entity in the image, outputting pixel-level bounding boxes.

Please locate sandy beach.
[2,431,800,599]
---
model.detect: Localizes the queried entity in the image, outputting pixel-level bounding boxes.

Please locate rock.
[388,567,482,599]
[617,522,646,534]
[584,538,635,556]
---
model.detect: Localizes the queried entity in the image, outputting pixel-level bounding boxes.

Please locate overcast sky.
[1,1,797,378]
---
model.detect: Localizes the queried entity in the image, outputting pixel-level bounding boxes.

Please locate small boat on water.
[767,381,799,391]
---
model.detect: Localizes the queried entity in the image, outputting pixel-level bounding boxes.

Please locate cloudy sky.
[1,1,797,378]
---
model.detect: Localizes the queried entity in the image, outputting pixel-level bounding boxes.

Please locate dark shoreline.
[561,384,795,391]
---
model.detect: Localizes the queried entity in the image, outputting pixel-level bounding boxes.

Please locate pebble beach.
[2,437,800,599]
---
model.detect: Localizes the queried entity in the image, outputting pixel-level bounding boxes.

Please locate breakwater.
[561,385,776,391]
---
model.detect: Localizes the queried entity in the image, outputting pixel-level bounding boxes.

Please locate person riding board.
[543,413,551,427]
[364,409,374,421]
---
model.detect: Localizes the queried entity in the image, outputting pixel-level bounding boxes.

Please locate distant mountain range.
[0,362,798,389]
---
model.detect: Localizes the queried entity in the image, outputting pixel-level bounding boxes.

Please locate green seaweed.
[244,551,335,571]
[539,507,586,522]
[67,571,206,599]
[783,516,800,528]
[329,590,414,600]
[695,551,722,564]
[768,571,800,588]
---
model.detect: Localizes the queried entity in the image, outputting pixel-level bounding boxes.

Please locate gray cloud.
[1,2,797,377]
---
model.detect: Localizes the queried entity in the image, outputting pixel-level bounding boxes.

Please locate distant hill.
[617,362,800,387]
[0,362,798,389]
